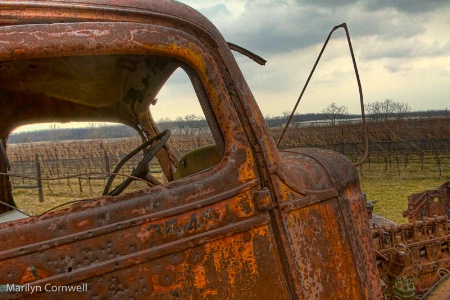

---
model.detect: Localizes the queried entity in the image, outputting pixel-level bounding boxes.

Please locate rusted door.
[0,164,290,299]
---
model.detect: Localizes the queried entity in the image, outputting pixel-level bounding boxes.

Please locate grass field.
[358,154,450,223]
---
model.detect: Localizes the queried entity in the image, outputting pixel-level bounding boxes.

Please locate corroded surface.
[372,183,450,297]
[373,215,450,295]
[403,182,450,222]
[277,148,382,299]
[0,0,384,299]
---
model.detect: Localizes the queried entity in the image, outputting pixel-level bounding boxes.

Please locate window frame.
[0,21,260,211]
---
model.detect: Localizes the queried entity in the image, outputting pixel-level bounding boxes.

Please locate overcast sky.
[172,0,449,118]
[14,0,450,132]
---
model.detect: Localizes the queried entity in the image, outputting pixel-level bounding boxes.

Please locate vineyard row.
[5,118,449,187]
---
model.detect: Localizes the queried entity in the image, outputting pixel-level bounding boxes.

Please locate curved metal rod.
[342,24,369,166]
[276,23,369,167]
[228,42,267,65]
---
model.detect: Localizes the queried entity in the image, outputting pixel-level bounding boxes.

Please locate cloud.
[362,38,450,61]
[383,62,412,74]
[363,0,449,14]
[197,3,233,20]
[301,0,358,7]
[347,9,427,40]
[191,0,449,60]
[195,0,348,54]
[177,0,450,116]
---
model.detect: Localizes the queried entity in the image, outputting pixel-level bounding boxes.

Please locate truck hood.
[278,147,361,196]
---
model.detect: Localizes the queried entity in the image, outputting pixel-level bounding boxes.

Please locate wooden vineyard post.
[103,149,110,179]
[434,151,442,177]
[35,154,44,202]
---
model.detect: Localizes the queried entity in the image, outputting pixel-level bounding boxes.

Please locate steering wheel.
[103,129,171,196]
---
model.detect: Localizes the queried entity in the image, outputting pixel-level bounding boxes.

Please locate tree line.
[9,99,449,144]
[321,99,447,126]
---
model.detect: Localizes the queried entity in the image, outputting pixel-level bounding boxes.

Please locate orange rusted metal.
[403,182,450,222]
[0,1,383,299]
[372,182,450,297]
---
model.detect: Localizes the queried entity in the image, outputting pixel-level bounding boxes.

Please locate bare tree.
[393,101,411,120]
[365,102,382,121]
[322,103,348,125]
[366,102,375,120]
[365,99,411,121]
[178,114,205,135]
[381,99,396,121]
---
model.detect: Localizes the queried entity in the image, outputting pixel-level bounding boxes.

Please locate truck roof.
[0,0,216,34]
[0,0,232,134]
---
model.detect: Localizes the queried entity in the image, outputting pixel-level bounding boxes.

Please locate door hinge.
[254,187,273,211]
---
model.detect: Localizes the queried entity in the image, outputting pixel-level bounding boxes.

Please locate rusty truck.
[0,0,448,299]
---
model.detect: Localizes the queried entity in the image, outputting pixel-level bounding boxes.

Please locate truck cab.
[0,1,381,298]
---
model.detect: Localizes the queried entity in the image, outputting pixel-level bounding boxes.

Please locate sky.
[14,0,450,132]
[172,0,449,118]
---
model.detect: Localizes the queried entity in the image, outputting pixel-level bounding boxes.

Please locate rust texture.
[373,214,450,294]
[421,270,450,299]
[372,183,450,297]
[0,0,383,299]
[403,182,450,222]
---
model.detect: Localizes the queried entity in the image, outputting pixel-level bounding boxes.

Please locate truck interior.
[0,54,225,219]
